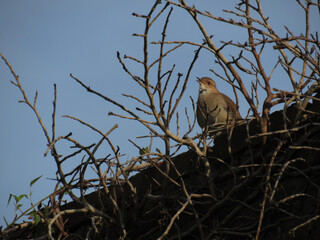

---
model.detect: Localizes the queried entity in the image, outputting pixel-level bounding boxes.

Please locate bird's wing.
[220,93,242,119]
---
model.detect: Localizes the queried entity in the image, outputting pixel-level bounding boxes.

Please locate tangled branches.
[1,0,320,239]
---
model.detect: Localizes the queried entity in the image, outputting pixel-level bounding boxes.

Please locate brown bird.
[196,77,242,129]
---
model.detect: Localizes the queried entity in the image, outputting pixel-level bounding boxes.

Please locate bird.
[196,77,242,129]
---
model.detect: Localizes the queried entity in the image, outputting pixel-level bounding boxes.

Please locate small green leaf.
[28,210,37,217]
[3,217,9,226]
[30,175,43,187]
[139,147,150,155]
[34,214,41,225]
[14,194,28,203]
[7,194,14,207]
[43,206,50,217]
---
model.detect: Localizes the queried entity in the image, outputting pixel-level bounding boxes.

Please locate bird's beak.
[196,77,201,84]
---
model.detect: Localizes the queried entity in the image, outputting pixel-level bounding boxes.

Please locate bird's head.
[197,77,219,94]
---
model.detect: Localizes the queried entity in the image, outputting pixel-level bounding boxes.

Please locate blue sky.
[0,1,318,227]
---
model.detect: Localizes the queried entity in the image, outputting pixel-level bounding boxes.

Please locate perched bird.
[196,77,242,129]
